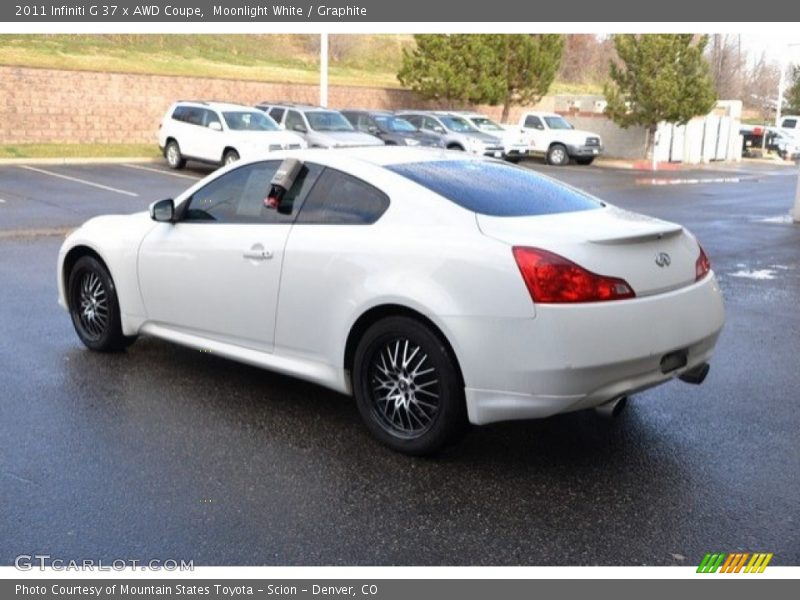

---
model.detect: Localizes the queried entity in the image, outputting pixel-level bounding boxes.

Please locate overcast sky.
[740,33,800,66]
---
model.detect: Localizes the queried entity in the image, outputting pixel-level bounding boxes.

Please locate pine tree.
[604,34,717,158]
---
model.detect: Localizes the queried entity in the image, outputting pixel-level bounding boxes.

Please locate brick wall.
[0,65,553,145]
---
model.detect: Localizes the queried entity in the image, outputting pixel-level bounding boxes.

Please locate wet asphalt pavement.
[0,159,798,566]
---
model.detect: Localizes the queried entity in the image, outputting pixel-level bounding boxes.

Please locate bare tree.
[706,34,745,101]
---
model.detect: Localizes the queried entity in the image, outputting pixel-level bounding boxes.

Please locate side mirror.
[292,123,307,133]
[368,125,379,135]
[149,198,175,222]
[208,121,222,131]
[433,126,445,134]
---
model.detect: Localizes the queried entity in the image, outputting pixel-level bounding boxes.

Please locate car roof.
[175,101,260,112]
[244,146,485,170]
[269,104,340,112]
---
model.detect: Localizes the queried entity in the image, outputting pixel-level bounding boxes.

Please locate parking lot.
[1,158,799,566]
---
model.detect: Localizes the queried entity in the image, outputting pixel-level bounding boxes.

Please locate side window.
[203,109,222,129]
[184,108,204,127]
[171,106,187,122]
[297,168,389,225]
[423,117,440,131]
[782,118,797,128]
[182,161,322,224]
[403,115,421,128]
[285,110,306,132]
[524,115,544,129]
[269,107,285,123]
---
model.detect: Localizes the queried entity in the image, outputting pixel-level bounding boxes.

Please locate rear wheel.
[68,256,136,352]
[165,140,186,170]
[353,317,467,455]
[546,143,569,166]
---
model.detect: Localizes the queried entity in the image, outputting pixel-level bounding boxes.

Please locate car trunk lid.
[477,206,699,297]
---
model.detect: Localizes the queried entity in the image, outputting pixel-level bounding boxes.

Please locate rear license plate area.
[660,349,688,374]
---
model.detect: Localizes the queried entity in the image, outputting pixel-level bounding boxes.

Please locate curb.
[0,156,162,166]
[594,158,796,171]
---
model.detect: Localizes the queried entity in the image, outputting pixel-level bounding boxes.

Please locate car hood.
[227,130,306,147]
[309,131,385,147]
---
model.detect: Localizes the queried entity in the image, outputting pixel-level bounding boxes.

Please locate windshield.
[222,111,280,131]
[307,111,354,132]
[440,116,480,133]
[375,116,417,133]
[471,117,504,131]
[388,160,601,217]
[544,116,574,130]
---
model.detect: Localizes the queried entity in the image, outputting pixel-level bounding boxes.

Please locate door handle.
[243,246,273,261]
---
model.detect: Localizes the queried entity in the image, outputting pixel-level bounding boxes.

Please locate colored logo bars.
[697,552,773,573]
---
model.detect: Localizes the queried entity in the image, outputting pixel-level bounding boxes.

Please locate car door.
[194,108,224,162]
[137,160,322,352]
[522,115,546,151]
[275,167,391,364]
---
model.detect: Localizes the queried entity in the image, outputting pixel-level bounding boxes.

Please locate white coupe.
[58,148,725,455]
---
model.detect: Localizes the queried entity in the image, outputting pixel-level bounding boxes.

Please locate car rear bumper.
[442,273,725,425]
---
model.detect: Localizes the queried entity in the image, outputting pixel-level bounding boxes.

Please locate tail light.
[695,245,711,281]
[512,247,635,303]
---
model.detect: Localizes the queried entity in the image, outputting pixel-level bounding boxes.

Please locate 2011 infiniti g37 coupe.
[58,147,725,455]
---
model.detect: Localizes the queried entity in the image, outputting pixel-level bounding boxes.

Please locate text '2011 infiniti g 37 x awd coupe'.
[58,147,724,455]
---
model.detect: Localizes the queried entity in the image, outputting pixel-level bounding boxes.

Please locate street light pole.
[320,33,329,108]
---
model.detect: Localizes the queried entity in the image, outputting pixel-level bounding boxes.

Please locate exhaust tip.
[679,363,710,385]
[595,396,628,418]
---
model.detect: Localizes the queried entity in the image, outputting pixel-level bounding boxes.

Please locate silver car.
[256,103,384,149]
[397,111,505,158]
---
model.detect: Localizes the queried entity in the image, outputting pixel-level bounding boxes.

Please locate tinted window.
[524,116,543,129]
[782,118,797,128]
[297,169,389,225]
[183,161,322,224]
[268,107,285,122]
[404,115,422,128]
[306,111,353,132]
[387,160,601,217]
[171,106,187,122]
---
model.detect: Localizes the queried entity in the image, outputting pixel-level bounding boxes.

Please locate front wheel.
[353,317,467,455]
[546,143,569,166]
[223,149,240,166]
[68,256,136,352]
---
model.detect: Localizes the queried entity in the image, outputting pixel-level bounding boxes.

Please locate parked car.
[396,111,505,158]
[341,110,444,147]
[158,101,307,169]
[452,111,530,162]
[517,111,603,166]
[770,128,800,160]
[255,103,384,149]
[58,147,724,455]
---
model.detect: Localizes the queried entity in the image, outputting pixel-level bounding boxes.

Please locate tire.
[447,144,465,151]
[67,256,136,352]
[223,149,240,166]
[165,140,186,170]
[353,316,467,455]
[575,157,595,165]
[546,143,569,166]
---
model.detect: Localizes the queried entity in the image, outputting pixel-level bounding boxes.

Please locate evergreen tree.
[604,34,717,157]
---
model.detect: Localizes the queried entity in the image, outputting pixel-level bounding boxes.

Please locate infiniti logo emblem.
[655,252,671,267]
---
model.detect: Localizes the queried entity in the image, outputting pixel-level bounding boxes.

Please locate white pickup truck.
[516,111,603,166]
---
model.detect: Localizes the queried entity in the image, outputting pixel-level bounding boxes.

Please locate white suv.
[158,101,307,169]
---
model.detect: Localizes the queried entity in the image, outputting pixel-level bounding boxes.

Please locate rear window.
[387,160,602,217]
